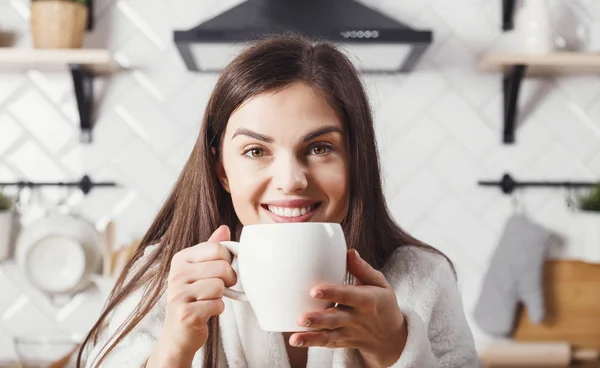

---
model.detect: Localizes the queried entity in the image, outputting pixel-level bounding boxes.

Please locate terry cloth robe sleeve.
[339,246,478,368]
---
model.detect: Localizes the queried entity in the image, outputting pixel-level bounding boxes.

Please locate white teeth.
[267,205,313,217]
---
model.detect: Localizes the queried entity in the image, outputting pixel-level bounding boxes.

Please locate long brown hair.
[78,34,450,367]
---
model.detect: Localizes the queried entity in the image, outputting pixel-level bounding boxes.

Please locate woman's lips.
[261,202,321,223]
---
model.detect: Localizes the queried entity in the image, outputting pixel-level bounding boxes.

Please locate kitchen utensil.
[102,221,116,277]
[479,341,599,367]
[111,248,128,278]
[13,335,80,368]
[111,239,140,278]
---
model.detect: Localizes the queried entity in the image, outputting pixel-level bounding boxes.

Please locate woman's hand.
[148,225,237,367]
[289,249,408,368]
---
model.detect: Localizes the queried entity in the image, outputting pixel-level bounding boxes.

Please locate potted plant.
[574,184,600,263]
[30,0,88,49]
[0,190,14,262]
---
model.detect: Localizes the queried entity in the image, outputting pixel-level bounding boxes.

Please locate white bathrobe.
[84,245,478,367]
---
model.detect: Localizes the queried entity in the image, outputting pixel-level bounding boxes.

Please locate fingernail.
[354,249,362,264]
[312,290,323,298]
[294,340,304,347]
[303,319,311,327]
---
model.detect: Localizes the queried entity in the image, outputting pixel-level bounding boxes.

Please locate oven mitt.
[474,214,556,337]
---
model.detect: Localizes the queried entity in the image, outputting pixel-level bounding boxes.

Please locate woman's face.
[218,82,349,225]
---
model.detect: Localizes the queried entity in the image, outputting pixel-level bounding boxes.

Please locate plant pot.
[30,1,88,49]
[0,210,14,262]
[573,210,600,264]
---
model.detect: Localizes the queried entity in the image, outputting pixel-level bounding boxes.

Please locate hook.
[511,188,525,214]
[55,185,68,214]
[565,184,580,211]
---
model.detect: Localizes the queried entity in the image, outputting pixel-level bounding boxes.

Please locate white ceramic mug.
[221,222,347,332]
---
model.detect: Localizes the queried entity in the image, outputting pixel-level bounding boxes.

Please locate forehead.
[225,82,343,137]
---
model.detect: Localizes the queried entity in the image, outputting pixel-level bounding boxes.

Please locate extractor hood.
[173,0,432,74]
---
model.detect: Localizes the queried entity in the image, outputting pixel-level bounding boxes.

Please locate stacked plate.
[15,213,102,295]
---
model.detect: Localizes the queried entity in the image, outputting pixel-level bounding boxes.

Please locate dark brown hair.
[78,34,450,367]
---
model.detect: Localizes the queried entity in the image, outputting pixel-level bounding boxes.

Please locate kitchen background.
[1,0,600,365]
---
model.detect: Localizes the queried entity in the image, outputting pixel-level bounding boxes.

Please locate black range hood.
[174,0,433,74]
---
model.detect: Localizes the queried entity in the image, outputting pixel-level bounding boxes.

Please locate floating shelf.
[0,48,123,143]
[478,52,600,144]
[0,48,120,74]
[479,52,600,75]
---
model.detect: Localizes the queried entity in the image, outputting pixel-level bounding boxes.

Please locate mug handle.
[220,241,249,302]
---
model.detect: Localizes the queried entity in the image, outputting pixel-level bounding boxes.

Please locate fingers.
[346,249,389,288]
[310,284,375,309]
[298,307,351,330]
[175,299,225,325]
[168,260,238,287]
[289,329,352,349]
[207,225,230,243]
[168,278,226,303]
[172,241,232,266]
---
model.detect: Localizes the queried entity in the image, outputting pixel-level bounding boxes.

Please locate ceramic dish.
[15,213,102,294]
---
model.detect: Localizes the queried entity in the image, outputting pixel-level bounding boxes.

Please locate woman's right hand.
[148,225,237,366]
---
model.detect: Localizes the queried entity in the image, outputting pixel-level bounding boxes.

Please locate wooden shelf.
[478,52,600,76]
[0,48,121,74]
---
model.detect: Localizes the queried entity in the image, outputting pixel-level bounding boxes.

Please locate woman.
[79,34,478,368]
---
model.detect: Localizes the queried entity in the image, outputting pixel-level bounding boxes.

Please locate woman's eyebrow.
[231,125,343,143]
[302,126,343,142]
[232,128,273,143]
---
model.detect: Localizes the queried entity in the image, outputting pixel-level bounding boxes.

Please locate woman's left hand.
[289,249,408,368]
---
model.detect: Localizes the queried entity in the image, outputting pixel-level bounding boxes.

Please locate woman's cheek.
[315,162,349,215]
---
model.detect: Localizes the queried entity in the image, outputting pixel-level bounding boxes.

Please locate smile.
[261,202,322,223]
[267,205,315,217]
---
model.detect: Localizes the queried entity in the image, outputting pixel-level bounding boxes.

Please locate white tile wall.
[1,0,600,362]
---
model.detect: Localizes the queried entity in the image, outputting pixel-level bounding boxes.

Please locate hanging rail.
[0,175,119,195]
[477,173,599,195]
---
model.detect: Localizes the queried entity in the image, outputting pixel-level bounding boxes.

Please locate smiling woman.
[78,34,478,368]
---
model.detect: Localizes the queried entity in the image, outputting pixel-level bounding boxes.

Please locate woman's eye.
[310,144,332,155]
[244,148,264,158]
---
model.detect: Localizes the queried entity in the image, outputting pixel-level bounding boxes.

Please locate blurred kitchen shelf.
[0,48,125,144]
[478,52,600,75]
[478,52,600,145]
[0,48,121,74]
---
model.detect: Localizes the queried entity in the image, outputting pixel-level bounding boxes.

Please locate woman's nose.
[273,156,308,193]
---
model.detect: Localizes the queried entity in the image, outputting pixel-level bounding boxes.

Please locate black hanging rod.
[478,173,599,195]
[0,175,119,195]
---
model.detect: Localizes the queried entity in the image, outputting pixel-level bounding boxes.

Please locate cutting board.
[514,260,600,349]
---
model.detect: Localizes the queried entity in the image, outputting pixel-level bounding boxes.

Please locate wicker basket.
[30,1,88,49]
